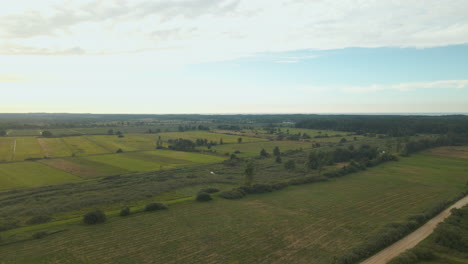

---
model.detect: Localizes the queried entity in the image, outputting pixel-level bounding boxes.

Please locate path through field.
[360,195,468,264]
[11,139,16,161]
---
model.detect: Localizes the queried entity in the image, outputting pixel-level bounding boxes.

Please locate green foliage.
[116,148,123,153]
[284,160,296,171]
[198,187,219,194]
[119,207,130,216]
[273,146,280,156]
[41,131,53,137]
[83,210,107,225]
[219,189,246,199]
[244,161,255,186]
[259,148,269,158]
[144,203,168,212]
[196,192,212,202]
[275,155,282,163]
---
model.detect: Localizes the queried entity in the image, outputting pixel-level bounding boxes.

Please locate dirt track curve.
[360,195,468,264]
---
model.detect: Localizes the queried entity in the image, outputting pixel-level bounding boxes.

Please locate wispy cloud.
[0,0,467,63]
[343,80,468,92]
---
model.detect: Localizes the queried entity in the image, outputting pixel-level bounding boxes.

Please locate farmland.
[0,162,82,191]
[0,150,467,263]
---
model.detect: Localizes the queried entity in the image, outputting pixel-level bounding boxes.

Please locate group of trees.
[178,125,210,132]
[296,115,468,136]
[167,139,197,152]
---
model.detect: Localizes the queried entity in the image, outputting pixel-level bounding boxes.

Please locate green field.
[1,151,466,263]
[14,137,44,161]
[158,131,267,143]
[61,136,109,156]
[0,161,82,190]
[87,134,158,152]
[0,137,14,162]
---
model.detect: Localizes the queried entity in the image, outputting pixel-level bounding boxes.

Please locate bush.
[83,210,107,225]
[196,192,212,202]
[144,202,168,211]
[32,231,48,239]
[119,207,130,216]
[219,189,246,199]
[198,187,219,194]
[116,148,123,153]
[26,215,51,225]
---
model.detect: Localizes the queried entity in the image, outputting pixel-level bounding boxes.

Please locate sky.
[1,0,468,114]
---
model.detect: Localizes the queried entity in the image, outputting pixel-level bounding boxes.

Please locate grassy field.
[0,137,14,162]
[87,134,158,152]
[14,137,44,161]
[61,136,109,156]
[1,150,467,263]
[157,131,267,143]
[0,161,82,191]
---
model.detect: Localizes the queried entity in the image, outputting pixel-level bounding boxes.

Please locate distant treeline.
[295,115,468,136]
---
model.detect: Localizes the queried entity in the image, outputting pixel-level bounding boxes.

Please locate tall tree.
[244,161,255,186]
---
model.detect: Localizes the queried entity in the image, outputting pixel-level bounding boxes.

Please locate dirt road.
[360,195,468,264]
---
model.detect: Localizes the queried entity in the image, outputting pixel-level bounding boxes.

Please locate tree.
[0,130,6,136]
[196,192,212,202]
[284,160,296,171]
[275,156,282,163]
[119,207,130,216]
[244,161,255,186]
[41,131,53,137]
[273,146,281,156]
[219,138,224,145]
[340,138,347,143]
[107,129,114,135]
[260,148,269,158]
[83,210,106,225]
[306,151,329,174]
[116,148,123,153]
[237,137,243,144]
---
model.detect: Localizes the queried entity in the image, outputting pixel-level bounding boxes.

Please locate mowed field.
[1,150,467,264]
[0,150,226,190]
[0,162,82,191]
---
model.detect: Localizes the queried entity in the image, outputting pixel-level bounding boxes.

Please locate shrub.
[119,207,130,216]
[26,215,51,225]
[116,148,123,153]
[284,160,296,170]
[198,187,219,194]
[196,192,212,202]
[83,210,107,225]
[144,202,168,211]
[32,231,48,239]
[219,189,246,199]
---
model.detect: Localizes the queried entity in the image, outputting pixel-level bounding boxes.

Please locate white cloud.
[0,0,467,64]
[343,80,468,92]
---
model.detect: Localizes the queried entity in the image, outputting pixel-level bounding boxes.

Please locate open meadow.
[0,149,467,264]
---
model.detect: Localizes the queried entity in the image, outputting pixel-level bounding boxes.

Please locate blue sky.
[1,0,468,114]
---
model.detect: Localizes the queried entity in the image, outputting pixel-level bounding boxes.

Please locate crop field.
[60,136,109,156]
[1,150,467,263]
[0,137,14,162]
[69,150,226,175]
[157,131,267,143]
[0,161,82,191]
[87,134,158,152]
[13,137,44,161]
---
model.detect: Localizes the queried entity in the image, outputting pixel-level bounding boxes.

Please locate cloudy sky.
[1,0,468,114]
